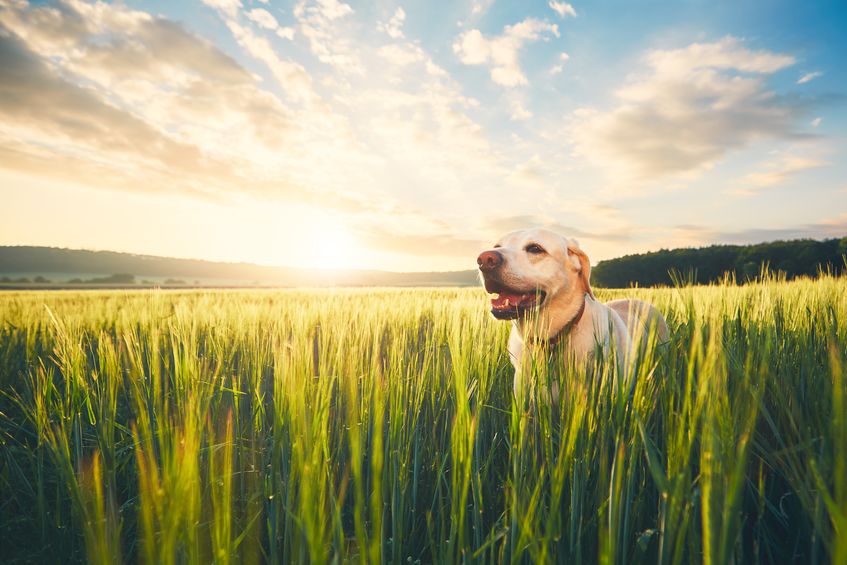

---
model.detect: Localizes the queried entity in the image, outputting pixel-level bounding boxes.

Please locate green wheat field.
[1,278,846,564]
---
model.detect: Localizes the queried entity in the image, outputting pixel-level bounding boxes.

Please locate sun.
[300,224,361,270]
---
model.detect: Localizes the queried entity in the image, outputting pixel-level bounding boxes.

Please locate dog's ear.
[566,239,595,299]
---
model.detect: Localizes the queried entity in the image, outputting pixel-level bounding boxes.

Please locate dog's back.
[605,299,669,348]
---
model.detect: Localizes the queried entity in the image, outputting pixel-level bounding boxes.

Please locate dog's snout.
[477,250,503,272]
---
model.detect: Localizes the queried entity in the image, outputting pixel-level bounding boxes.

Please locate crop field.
[0,279,846,564]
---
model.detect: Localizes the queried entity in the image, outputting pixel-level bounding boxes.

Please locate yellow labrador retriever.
[477,228,668,393]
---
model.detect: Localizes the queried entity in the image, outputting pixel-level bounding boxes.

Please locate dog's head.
[477,228,594,321]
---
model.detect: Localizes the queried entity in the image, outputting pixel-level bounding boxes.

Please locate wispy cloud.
[508,99,533,121]
[377,43,425,67]
[0,0,375,210]
[453,18,559,87]
[377,7,406,39]
[672,215,847,246]
[223,18,314,101]
[199,0,314,102]
[729,152,828,196]
[354,226,489,259]
[245,8,295,40]
[293,0,363,74]
[571,37,803,181]
[478,214,631,243]
[797,70,823,84]
[0,11,238,194]
[549,51,570,75]
[471,0,495,16]
[548,1,577,19]
[201,0,242,19]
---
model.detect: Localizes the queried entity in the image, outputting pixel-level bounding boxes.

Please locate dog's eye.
[525,244,545,254]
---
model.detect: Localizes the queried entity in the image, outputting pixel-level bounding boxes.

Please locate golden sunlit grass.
[0,278,846,563]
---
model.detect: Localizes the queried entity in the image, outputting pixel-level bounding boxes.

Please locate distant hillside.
[6,236,845,290]
[592,237,847,288]
[0,246,480,288]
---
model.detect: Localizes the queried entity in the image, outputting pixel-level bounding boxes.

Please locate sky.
[0,0,845,272]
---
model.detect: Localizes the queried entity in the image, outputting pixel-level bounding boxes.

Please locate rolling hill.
[3,235,845,289]
[0,246,480,288]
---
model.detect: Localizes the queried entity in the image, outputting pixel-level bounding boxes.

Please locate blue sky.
[0,0,845,271]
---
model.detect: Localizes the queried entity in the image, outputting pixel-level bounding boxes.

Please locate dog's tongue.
[491,292,525,309]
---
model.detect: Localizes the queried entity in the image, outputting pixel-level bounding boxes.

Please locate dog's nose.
[477,250,503,272]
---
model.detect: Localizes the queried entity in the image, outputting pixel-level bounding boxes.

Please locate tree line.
[591,237,847,288]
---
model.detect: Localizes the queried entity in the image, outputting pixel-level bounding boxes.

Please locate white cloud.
[246,8,277,29]
[377,7,406,39]
[369,42,448,76]
[308,0,353,20]
[671,215,847,247]
[0,0,387,211]
[811,117,822,127]
[204,0,507,212]
[200,0,313,101]
[729,153,827,196]
[471,0,495,16]
[549,51,570,74]
[548,1,577,18]
[643,37,794,74]
[377,43,424,67]
[276,27,296,40]
[0,3,279,197]
[509,100,533,121]
[245,8,295,40]
[375,22,447,76]
[294,0,363,74]
[425,60,448,77]
[201,0,242,19]
[797,71,823,84]
[507,156,545,185]
[571,37,802,180]
[353,223,489,259]
[453,18,559,87]
[224,19,313,101]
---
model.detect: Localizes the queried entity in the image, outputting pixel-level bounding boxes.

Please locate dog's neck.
[516,290,589,346]
[545,296,587,347]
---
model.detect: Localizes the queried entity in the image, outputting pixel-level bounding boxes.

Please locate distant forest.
[592,237,847,288]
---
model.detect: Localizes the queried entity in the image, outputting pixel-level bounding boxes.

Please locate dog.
[477,228,669,396]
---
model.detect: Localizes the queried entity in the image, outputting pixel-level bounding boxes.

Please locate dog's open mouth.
[486,284,546,320]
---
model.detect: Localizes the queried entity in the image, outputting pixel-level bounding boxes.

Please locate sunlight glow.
[297,223,361,270]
